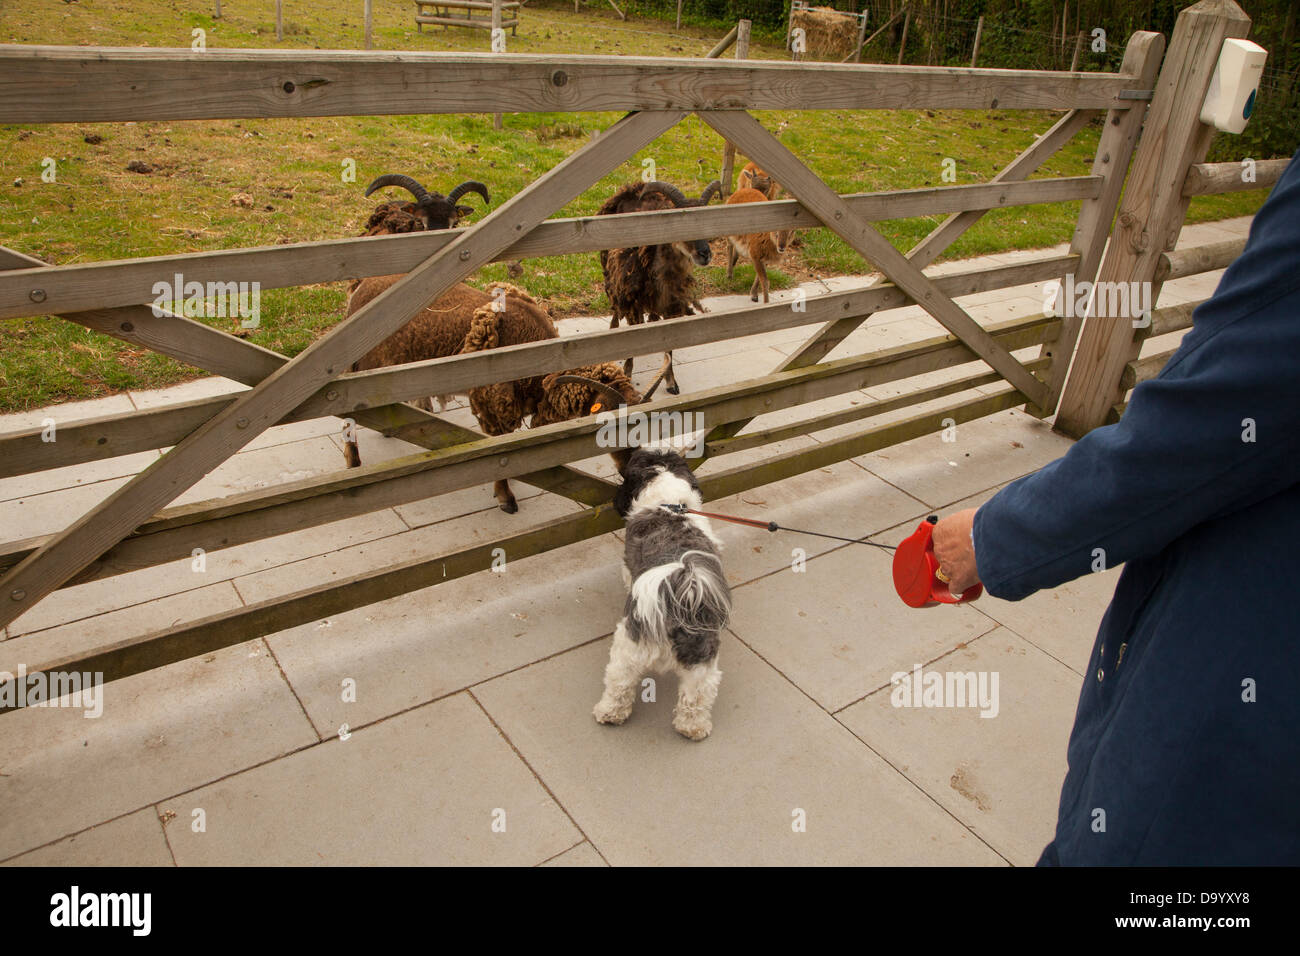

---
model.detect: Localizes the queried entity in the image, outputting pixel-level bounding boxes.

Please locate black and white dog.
[593,447,731,740]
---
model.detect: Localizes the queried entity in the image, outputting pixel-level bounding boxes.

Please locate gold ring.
[935,567,951,584]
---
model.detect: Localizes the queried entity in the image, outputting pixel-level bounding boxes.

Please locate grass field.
[0,0,1270,413]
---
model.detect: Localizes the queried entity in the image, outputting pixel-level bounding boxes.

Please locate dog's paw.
[593,698,632,725]
[673,717,712,741]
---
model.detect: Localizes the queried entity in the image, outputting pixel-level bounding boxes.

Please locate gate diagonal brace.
[697,109,1050,411]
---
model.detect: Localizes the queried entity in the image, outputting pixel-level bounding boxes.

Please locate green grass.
[0,0,1270,413]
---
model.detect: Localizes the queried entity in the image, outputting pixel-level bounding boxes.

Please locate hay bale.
[790,6,861,59]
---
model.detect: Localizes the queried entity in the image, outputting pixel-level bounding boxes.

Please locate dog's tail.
[627,550,731,643]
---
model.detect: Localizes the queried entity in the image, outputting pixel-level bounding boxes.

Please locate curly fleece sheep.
[343,174,640,513]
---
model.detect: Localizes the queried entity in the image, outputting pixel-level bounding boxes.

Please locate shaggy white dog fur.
[593,448,731,740]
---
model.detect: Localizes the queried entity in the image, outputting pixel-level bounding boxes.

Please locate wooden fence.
[0,0,1280,707]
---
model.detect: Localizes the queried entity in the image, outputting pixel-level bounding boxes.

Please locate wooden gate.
[0,1,1266,706]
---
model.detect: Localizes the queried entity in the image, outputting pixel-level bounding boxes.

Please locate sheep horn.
[639,181,690,208]
[698,180,723,204]
[550,375,630,411]
[639,354,674,403]
[363,174,432,203]
[447,181,490,206]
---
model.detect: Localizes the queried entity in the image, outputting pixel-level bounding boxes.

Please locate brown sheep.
[598,180,723,395]
[726,163,783,281]
[735,161,779,200]
[724,186,795,304]
[343,174,639,513]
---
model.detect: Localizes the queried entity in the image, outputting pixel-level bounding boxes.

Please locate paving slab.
[259,523,624,732]
[0,449,160,505]
[0,474,133,543]
[727,541,998,712]
[0,639,315,861]
[973,566,1118,676]
[172,435,345,505]
[6,573,243,643]
[129,376,350,453]
[0,393,137,433]
[233,490,584,606]
[3,809,173,867]
[5,512,408,637]
[670,321,814,366]
[158,693,580,866]
[125,376,244,409]
[837,627,1081,866]
[852,408,1074,509]
[392,480,545,529]
[539,841,607,867]
[731,389,873,437]
[1170,270,1226,302]
[980,245,1070,265]
[473,633,1003,865]
[703,458,924,586]
[658,344,788,394]
[332,417,446,466]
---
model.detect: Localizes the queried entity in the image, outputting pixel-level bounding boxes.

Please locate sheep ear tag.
[590,402,603,414]
[892,517,982,608]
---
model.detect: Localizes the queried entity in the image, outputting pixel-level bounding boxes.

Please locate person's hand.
[931,508,980,596]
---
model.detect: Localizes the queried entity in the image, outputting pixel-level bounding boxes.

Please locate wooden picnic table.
[415,0,520,34]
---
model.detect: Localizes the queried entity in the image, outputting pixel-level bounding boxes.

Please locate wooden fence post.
[719,19,751,196]
[215,0,222,18]
[492,0,503,129]
[365,0,373,50]
[897,9,911,65]
[677,0,683,30]
[706,23,739,58]
[276,0,283,41]
[1030,31,1165,417]
[1070,30,1085,71]
[971,16,984,68]
[841,4,908,64]
[1054,0,1252,438]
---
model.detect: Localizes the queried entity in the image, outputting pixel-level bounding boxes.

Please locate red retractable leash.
[660,506,980,608]
[891,516,983,608]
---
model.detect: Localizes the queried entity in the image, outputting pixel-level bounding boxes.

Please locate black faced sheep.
[597,180,723,395]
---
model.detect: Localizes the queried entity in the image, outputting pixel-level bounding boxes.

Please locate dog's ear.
[613,477,636,518]
[612,448,651,517]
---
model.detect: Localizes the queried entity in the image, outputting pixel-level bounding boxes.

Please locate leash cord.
[666,506,896,552]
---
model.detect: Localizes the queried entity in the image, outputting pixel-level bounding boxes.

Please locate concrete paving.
[0,217,1251,866]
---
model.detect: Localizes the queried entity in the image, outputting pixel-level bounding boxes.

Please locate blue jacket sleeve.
[975,149,1300,601]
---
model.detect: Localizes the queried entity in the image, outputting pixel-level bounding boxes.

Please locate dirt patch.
[950,766,992,812]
